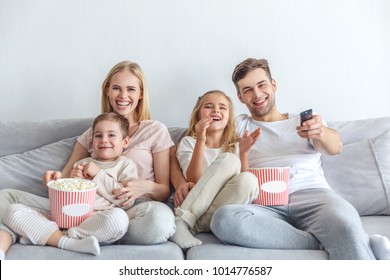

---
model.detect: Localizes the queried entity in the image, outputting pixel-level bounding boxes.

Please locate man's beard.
[250,96,275,118]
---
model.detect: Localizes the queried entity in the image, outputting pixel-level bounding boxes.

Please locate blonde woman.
[45,61,175,245]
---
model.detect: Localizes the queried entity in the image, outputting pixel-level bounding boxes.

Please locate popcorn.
[47,178,97,228]
[49,179,96,191]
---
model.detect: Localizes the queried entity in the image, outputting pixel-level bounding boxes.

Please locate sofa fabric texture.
[1,116,389,260]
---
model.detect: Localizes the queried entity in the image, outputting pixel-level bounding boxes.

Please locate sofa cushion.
[6,242,184,260]
[168,127,187,144]
[187,233,328,260]
[322,129,390,215]
[0,118,92,157]
[0,137,77,198]
[361,216,390,238]
[328,116,390,145]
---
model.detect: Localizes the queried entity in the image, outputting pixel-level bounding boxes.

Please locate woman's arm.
[150,148,171,201]
[170,145,187,189]
[116,149,171,205]
[62,142,90,177]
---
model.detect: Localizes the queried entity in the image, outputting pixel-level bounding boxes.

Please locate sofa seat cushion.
[186,233,328,260]
[5,241,184,260]
[361,216,390,238]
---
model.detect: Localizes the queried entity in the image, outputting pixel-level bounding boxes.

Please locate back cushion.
[0,118,92,157]
[0,137,77,198]
[322,129,390,215]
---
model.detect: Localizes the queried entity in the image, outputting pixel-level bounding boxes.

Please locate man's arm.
[297,115,343,155]
[312,126,343,155]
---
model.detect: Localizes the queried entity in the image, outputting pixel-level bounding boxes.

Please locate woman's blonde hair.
[187,90,237,153]
[101,61,151,121]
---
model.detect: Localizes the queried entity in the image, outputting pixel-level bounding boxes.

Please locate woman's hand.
[112,179,151,207]
[42,171,62,185]
[174,181,195,208]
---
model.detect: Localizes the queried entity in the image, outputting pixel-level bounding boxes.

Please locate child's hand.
[195,117,212,143]
[82,162,100,180]
[239,128,261,154]
[70,165,85,179]
[42,170,62,184]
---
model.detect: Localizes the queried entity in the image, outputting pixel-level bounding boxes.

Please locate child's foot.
[169,219,202,250]
[370,234,390,260]
[58,235,100,256]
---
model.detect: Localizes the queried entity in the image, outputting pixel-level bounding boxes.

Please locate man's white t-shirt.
[236,113,331,194]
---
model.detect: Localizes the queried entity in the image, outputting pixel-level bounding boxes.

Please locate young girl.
[3,112,137,256]
[169,90,260,249]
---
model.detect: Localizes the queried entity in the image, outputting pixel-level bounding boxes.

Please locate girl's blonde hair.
[187,90,237,153]
[101,61,151,121]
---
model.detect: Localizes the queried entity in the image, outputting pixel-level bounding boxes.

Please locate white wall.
[1,0,389,127]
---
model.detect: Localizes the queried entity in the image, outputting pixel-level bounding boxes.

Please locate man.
[208,58,389,260]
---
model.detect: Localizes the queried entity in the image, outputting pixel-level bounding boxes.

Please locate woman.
[0,61,175,259]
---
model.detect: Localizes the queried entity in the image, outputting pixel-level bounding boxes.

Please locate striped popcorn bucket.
[47,179,97,229]
[248,167,290,206]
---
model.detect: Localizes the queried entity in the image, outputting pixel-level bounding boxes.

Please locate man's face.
[236,68,277,121]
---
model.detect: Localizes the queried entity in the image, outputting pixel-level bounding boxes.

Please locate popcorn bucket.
[248,167,290,206]
[47,179,97,228]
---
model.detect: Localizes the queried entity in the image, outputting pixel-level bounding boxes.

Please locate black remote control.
[300,109,313,125]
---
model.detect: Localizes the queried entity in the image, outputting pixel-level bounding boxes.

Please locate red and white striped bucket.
[248,167,290,206]
[47,179,97,229]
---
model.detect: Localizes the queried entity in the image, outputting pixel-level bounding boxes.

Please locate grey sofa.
[1,116,389,260]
